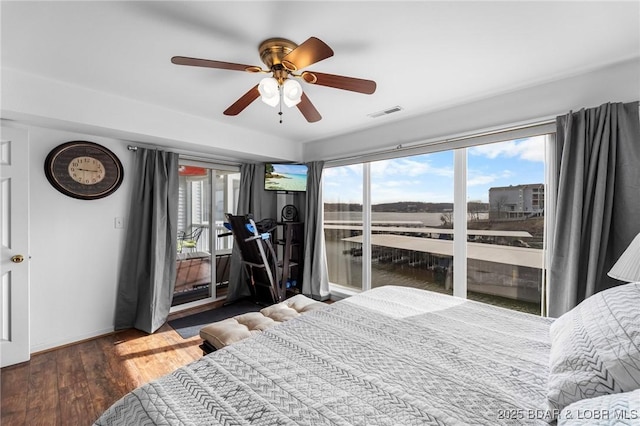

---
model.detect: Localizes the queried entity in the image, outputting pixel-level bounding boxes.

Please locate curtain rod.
[324,118,557,165]
[126,144,241,167]
[179,154,240,167]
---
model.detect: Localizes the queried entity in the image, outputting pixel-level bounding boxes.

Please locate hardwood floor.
[1,304,218,426]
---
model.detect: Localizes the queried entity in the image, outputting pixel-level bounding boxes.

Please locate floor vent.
[368,106,403,118]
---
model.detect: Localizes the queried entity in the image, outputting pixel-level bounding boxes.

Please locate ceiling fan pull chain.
[278,86,284,124]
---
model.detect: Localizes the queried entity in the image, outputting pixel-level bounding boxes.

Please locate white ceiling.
[2,1,639,146]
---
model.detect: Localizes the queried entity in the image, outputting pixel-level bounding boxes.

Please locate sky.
[323,135,546,204]
[269,163,308,176]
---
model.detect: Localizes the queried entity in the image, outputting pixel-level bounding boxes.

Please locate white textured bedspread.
[95,286,553,425]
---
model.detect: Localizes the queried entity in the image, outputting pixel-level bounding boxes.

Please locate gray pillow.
[547,282,640,418]
[558,388,640,425]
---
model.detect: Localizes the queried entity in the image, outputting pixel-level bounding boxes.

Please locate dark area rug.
[168,299,263,339]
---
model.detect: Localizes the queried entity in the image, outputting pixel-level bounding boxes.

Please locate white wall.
[27,125,132,352]
[303,58,640,161]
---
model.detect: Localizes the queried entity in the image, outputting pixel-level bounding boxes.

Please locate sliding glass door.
[173,161,240,308]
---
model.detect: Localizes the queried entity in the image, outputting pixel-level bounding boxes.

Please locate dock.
[342,234,543,269]
[324,224,532,238]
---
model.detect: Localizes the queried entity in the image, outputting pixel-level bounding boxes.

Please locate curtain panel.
[302,161,330,301]
[549,101,640,317]
[114,148,179,333]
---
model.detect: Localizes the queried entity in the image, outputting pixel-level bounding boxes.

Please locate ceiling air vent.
[368,106,403,118]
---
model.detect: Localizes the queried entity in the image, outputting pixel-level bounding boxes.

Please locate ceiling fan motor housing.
[258,38,301,83]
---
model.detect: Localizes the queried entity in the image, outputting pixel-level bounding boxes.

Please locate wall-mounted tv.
[264,163,308,192]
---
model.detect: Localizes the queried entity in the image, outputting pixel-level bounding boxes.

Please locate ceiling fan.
[171,37,377,123]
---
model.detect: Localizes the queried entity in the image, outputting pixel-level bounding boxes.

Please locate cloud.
[371,156,454,179]
[323,164,362,179]
[469,135,545,162]
[323,165,363,203]
[323,139,543,204]
[373,180,412,188]
[467,169,515,187]
[467,175,497,186]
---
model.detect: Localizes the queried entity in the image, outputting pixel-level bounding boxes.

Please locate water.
[265,172,307,192]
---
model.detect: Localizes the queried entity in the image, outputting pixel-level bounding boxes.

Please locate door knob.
[10,254,24,263]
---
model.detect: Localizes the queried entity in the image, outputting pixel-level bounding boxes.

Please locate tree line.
[324,201,489,213]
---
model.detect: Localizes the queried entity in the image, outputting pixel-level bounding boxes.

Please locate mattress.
[94,286,553,425]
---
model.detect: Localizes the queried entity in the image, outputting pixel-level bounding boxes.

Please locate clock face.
[45,141,123,200]
[68,156,106,185]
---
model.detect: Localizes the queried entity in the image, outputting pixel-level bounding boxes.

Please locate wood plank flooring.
[1,304,217,426]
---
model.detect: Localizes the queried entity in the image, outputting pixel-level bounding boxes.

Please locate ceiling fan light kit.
[258,77,280,107]
[282,79,303,107]
[257,77,302,109]
[171,36,377,123]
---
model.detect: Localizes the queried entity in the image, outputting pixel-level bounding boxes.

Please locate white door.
[0,125,30,367]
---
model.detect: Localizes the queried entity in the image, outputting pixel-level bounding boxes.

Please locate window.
[323,128,553,315]
[173,162,240,308]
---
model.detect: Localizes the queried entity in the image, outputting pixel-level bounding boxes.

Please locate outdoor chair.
[178,226,204,253]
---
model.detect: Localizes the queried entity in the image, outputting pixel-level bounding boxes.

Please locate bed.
[94,284,640,425]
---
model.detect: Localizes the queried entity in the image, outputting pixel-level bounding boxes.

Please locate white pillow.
[558,388,640,425]
[547,282,640,419]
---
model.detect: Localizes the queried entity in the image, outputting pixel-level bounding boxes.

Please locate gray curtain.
[302,161,330,300]
[114,148,179,333]
[226,163,277,302]
[549,101,640,317]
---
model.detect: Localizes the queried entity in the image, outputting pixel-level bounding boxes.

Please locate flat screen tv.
[264,163,308,192]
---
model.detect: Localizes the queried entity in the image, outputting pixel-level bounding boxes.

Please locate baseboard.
[30,327,115,355]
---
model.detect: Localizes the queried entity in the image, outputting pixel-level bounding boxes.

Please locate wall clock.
[44,141,124,200]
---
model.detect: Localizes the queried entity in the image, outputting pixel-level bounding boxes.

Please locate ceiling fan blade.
[303,71,377,94]
[171,56,258,72]
[281,37,334,71]
[223,85,260,116]
[296,93,322,123]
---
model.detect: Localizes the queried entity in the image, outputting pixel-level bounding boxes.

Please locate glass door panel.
[369,151,455,295]
[323,164,364,291]
[212,171,240,300]
[466,136,547,314]
[174,165,212,306]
